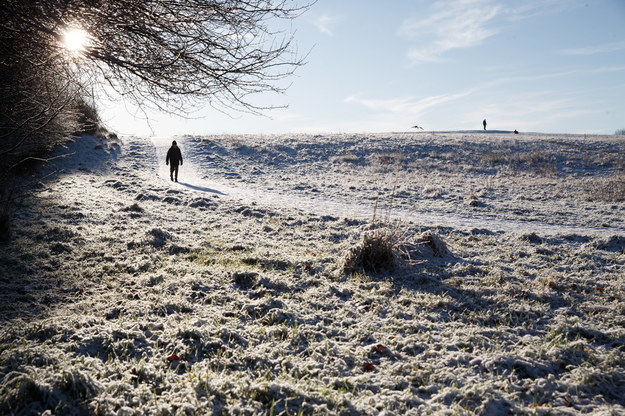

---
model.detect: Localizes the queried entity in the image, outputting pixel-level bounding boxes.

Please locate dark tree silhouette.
[0,0,311,159]
[85,0,311,113]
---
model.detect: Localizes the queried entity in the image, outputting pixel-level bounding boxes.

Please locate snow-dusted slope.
[152,134,625,236]
[1,133,624,415]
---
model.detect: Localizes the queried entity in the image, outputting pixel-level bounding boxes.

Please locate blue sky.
[100,0,625,136]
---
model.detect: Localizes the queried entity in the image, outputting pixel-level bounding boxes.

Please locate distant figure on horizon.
[483,119,487,130]
[514,129,519,134]
[166,140,183,182]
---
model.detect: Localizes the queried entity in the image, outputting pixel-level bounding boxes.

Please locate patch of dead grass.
[342,227,405,273]
[586,174,625,202]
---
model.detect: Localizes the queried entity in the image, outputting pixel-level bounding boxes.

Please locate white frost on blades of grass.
[0,133,624,415]
[154,134,625,237]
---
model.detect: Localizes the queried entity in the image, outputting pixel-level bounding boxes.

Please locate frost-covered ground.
[1,132,624,415]
[178,133,625,233]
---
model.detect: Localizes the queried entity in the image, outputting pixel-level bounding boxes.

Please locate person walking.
[483,119,487,130]
[166,140,183,182]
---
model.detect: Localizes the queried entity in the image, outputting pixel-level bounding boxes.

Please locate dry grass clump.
[342,227,406,273]
[410,232,451,258]
[342,226,451,274]
[587,175,625,202]
[149,227,172,248]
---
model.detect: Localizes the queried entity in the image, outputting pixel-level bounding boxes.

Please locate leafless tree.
[87,0,312,114]
[5,0,311,112]
[1,0,311,158]
[0,6,81,166]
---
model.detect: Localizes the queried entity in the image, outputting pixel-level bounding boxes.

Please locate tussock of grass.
[593,235,625,252]
[372,152,405,166]
[342,226,451,274]
[342,227,405,273]
[233,271,258,288]
[149,228,172,248]
[0,366,100,415]
[122,202,144,213]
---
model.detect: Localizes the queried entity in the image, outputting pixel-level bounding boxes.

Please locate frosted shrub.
[341,224,452,274]
[342,227,405,273]
[149,228,172,248]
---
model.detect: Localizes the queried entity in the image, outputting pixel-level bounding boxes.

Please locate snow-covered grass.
[184,133,625,231]
[1,132,624,415]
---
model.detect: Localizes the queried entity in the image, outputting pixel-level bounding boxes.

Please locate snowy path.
[151,137,625,237]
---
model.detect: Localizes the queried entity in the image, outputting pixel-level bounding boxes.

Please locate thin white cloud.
[560,40,625,56]
[399,0,502,64]
[399,0,587,64]
[504,0,580,21]
[313,14,338,36]
[345,87,479,116]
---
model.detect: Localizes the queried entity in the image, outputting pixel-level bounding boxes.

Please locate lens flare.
[61,27,89,53]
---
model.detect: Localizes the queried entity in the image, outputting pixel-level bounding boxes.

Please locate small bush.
[342,228,451,274]
[342,227,406,273]
[615,128,625,136]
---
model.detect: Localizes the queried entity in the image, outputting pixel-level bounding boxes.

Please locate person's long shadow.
[177,181,227,195]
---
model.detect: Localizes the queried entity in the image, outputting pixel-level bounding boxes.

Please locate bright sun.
[61,27,89,53]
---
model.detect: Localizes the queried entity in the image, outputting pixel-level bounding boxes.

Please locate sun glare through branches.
[61,27,90,54]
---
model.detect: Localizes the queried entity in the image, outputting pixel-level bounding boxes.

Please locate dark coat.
[166,145,183,166]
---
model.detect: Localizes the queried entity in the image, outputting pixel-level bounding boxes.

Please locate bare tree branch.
[0,0,312,182]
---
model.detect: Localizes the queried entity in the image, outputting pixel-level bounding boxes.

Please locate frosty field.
[1,132,624,415]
